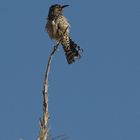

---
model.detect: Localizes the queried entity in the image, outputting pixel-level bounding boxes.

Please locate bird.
[45,4,83,64]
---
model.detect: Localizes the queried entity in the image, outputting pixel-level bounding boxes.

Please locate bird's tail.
[61,38,83,64]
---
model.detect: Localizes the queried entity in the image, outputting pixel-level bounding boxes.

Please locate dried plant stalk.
[37,27,68,140]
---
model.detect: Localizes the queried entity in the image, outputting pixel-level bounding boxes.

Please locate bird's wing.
[56,16,70,35]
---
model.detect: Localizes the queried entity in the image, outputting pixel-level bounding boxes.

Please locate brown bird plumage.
[45,4,83,64]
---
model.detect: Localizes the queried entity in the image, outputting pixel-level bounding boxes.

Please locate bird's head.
[48,4,69,20]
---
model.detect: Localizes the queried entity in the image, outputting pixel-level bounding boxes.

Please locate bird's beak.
[62,5,69,8]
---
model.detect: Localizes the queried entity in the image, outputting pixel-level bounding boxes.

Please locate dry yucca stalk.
[37,27,68,140]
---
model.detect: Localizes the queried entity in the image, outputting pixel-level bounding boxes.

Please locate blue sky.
[0,0,140,140]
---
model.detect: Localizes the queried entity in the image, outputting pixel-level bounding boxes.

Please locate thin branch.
[37,26,69,140]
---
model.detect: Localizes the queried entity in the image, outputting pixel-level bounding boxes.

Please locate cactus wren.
[45,4,83,64]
